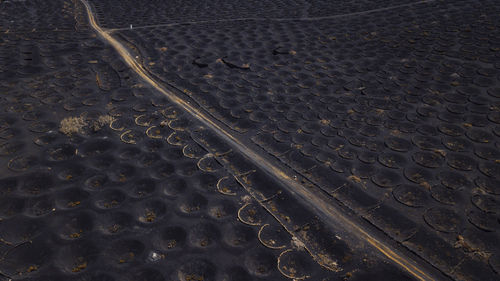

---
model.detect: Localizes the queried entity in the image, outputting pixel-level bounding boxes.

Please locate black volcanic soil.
[83,0,500,280]
[0,1,430,281]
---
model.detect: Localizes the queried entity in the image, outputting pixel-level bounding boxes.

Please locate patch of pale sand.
[92,114,115,131]
[59,116,88,136]
[60,115,114,136]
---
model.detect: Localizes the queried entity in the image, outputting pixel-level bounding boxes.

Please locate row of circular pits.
[7,116,500,195]
[290,144,500,186]
[180,96,500,148]
[3,152,221,195]
[268,127,500,173]
[232,100,500,131]
[329,155,499,212]
[0,205,270,248]
[192,103,500,139]
[276,138,500,233]
[125,7,488,59]
[0,213,297,279]
[4,134,241,207]
[4,255,284,281]
[391,180,494,208]
[170,62,496,95]
[9,117,500,165]
[7,72,496,137]
[269,104,500,134]
[217,87,489,123]
[286,138,499,168]
[3,135,248,215]
[368,159,499,188]
[179,56,498,93]
[0,0,77,31]
[0,184,245,220]
[188,85,499,121]
[363,172,500,234]
[421,203,500,233]
[230,95,497,126]
[90,0,308,28]
[36,132,216,164]
[355,157,500,233]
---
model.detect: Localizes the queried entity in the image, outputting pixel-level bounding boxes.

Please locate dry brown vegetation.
[59,114,114,136]
[59,116,88,136]
[92,115,115,131]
